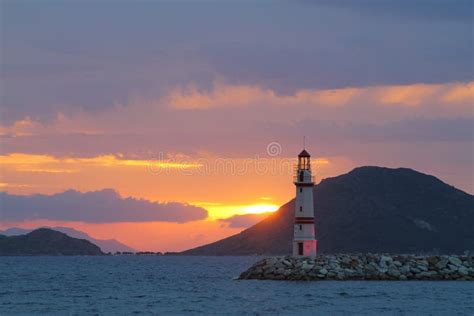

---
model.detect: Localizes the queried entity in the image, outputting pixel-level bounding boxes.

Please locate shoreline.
[238,254,474,281]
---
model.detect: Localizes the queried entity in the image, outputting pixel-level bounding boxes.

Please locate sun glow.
[195,202,280,219]
[240,204,280,214]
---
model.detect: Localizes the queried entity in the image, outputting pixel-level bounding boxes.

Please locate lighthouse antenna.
[303,136,306,149]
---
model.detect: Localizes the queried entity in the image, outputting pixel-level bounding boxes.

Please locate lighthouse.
[293,149,317,257]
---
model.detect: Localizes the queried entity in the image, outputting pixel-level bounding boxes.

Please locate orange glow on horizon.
[0,151,354,251]
[0,153,202,170]
[194,202,280,219]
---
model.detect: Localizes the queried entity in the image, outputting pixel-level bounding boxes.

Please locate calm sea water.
[0,256,473,315]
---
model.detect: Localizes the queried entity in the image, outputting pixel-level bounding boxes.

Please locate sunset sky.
[1,1,472,251]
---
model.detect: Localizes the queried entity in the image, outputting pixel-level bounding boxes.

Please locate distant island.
[182,166,474,255]
[0,228,104,256]
[0,226,135,253]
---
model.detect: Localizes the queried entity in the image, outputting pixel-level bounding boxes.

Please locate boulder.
[435,258,449,269]
[449,256,462,267]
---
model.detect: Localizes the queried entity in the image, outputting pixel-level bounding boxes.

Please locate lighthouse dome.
[298,149,311,158]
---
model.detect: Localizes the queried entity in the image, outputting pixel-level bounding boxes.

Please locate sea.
[0,256,473,315]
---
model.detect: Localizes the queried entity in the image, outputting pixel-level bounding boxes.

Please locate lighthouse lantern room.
[293,149,317,257]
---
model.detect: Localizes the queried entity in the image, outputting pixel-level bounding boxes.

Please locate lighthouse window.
[299,206,302,212]
[299,188,302,193]
[299,225,302,230]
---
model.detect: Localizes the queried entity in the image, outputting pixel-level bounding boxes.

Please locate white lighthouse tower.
[293,149,317,257]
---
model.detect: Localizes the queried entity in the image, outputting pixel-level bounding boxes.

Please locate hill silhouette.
[182,167,474,255]
[0,227,135,253]
[0,228,104,255]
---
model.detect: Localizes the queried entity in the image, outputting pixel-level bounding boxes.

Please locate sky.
[0,0,473,251]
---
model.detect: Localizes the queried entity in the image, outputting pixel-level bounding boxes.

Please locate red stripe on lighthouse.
[295,217,314,224]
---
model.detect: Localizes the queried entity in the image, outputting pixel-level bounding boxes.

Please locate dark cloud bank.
[2,1,472,123]
[0,189,208,223]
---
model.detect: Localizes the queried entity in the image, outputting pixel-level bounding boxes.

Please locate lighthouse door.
[298,242,303,256]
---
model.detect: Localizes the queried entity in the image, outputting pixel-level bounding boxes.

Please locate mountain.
[0,227,135,253]
[182,166,474,255]
[0,228,104,255]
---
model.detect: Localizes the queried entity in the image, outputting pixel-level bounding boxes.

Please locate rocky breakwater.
[238,254,473,281]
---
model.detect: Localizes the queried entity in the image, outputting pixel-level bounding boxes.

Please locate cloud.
[0,153,202,173]
[0,80,472,193]
[312,0,473,22]
[2,1,472,123]
[167,83,275,109]
[377,84,439,106]
[442,82,474,103]
[0,117,43,137]
[219,213,272,228]
[0,81,472,159]
[0,189,208,223]
[0,183,33,189]
[168,81,473,109]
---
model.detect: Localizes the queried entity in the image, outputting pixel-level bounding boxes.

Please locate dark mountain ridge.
[0,228,104,256]
[0,227,135,253]
[182,166,474,255]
